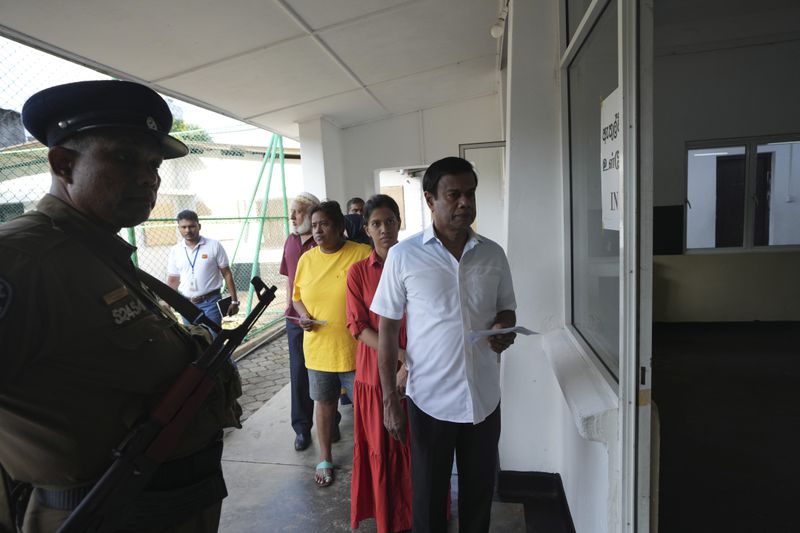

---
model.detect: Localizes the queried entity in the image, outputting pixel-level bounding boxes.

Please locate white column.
[298,117,346,204]
[502,0,565,470]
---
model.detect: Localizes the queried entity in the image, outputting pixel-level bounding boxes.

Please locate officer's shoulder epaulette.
[0,211,71,261]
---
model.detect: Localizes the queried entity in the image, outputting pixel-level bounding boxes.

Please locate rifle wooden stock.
[57,277,277,533]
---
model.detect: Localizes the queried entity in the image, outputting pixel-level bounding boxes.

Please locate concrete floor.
[219,385,525,532]
[221,334,525,532]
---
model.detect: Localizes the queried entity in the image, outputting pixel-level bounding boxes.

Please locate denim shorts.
[307,369,355,402]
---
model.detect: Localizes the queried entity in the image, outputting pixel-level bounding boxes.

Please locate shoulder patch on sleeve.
[0,277,12,321]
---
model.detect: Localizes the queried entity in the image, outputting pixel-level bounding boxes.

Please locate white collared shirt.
[371,225,516,424]
[166,236,229,297]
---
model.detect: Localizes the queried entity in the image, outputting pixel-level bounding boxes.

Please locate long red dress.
[346,251,412,533]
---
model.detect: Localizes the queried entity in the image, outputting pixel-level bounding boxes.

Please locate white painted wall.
[341,94,503,199]
[464,145,506,247]
[423,97,503,163]
[340,93,506,246]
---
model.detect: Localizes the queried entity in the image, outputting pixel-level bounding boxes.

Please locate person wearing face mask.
[291,201,370,487]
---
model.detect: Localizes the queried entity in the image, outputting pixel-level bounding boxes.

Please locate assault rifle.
[57,277,277,533]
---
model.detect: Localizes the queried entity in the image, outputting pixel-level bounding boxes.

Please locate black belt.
[189,289,221,304]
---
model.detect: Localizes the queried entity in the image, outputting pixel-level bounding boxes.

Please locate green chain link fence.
[0,37,300,343]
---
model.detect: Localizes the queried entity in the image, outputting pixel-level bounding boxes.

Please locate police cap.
[22,80,189,159]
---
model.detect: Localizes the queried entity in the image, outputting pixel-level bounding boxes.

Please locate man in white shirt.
[167,210,239,326]
[371,157,517,533]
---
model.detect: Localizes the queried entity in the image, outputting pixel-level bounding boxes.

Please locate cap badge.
[146,116,158,131]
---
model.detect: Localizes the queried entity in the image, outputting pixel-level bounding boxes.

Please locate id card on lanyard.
[185,245,201,291]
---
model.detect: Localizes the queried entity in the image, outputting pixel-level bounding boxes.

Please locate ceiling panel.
[285,0,415,30]
[250,89,389,137]
[369,54,498,115]
[160,36,360,118]
[0,0,505,139]
[320,0,499,85]
[0,0,306,81]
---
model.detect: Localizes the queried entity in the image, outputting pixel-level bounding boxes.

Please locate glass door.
[561,0,652,530]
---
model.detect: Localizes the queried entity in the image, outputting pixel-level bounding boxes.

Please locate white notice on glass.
[468,326,538,345]
[600,87,622,231]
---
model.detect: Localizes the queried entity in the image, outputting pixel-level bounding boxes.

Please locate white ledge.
[541,329,618,443]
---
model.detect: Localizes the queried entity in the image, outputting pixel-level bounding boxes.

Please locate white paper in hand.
[467,326,538,345]
[285,316,328,326]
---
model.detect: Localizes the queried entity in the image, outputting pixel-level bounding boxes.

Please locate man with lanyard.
[167,210,239,327]
[371,156,517,533]
[0,80,242,532]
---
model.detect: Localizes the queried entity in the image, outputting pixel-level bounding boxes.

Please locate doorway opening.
[377,166,428,241]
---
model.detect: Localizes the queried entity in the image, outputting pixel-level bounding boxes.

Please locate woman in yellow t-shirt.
[293,200,371,487]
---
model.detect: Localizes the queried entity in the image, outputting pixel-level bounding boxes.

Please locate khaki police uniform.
[0,194,242,532]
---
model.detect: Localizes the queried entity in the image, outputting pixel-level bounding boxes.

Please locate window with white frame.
[686,138,800,250]
[566,0,620,378]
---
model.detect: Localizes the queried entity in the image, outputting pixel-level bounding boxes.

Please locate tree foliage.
[170,119,212,143]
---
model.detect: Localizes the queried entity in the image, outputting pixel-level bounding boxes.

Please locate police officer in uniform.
[0,80,242,532]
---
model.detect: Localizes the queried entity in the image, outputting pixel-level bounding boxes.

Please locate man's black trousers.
[407,399,501,533]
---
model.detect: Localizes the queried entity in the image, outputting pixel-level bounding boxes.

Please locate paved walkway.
[236,332,291,422]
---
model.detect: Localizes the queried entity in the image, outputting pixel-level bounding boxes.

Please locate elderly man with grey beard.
[280,192,340,451]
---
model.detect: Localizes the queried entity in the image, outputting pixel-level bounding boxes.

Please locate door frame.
[559,0,654,531]
[624,0,655,532]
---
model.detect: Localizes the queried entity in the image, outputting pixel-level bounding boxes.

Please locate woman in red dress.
[346,194,412,533]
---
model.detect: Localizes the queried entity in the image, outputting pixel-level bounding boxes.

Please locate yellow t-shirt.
[293,241,371,372]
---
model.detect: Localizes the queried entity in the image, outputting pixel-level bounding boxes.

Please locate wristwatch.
[230,300,239,305]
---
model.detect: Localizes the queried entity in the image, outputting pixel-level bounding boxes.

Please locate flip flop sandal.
[315,460,335,487]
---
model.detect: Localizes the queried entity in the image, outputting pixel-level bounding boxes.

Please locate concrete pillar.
[502,0,564,471]
[298,117,346,204]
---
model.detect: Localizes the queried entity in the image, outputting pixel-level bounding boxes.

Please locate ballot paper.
[285,316,328,326]
[467,326,538,345]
